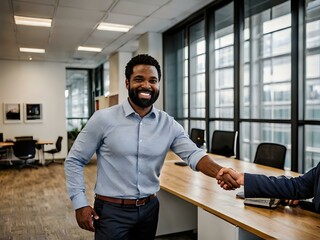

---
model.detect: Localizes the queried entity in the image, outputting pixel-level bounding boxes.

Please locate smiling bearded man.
[65,54,240,240]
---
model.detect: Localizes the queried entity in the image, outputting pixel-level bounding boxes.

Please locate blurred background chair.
[15,136,33,141]
[210,130,238,158]
[44,136,63,165]
[0,133,14,164]
[12,139,38,169]
[190,128,205,148]
[0,133,7,158]
[254,142,287,169]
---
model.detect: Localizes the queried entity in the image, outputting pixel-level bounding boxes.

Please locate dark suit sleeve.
[244,167,317,200]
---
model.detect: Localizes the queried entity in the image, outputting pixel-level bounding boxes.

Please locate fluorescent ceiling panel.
[77,46,102,52]
[20,47,45,53]
[97,22,133,32]
[14,16,52,27]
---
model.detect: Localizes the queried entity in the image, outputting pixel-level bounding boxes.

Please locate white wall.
[0,60,68,159]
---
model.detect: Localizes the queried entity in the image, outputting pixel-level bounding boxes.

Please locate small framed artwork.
[24,103,43,123]
[3,103,22,123]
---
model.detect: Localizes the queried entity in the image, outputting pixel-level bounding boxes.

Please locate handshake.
[216,167,244,190]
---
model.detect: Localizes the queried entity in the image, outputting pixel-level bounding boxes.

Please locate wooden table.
[1,141,54,166]
[0,142,14,147]
[157,152,320,239]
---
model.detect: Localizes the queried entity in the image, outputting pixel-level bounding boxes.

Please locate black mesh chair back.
[44,136,63,165]
[0,133,5,158]
[190,128,205,148]
[12,139,37,169]
[254,143,287,169]
[211,130,238,157]
[15,136,33,141]
[55,136,63,152]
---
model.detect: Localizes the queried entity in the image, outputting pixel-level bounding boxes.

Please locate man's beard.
[128,87,159,108]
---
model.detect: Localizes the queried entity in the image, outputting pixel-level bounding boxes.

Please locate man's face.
[126,64,160,108]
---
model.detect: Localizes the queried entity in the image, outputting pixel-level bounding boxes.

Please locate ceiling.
[0,0,214,68]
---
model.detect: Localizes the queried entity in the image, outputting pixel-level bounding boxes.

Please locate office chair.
[15,136,33,141]
[190,128,205,148]
[254,142,287,169]
[44,136,63,165]
[210,130,238,158]
[12,139,38,169]
[0,133,6,158]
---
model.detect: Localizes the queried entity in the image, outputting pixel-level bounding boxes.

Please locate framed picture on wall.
[24,103,43,123]
[3,103,22,123]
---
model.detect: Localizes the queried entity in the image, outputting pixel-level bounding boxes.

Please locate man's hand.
[217,167,244,190]
[75,206,99,232]
[216,172,240,190]
[282,199,300,206]
[196,156,240,190]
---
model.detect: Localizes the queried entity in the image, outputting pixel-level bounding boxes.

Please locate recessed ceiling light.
[20,48,45,53]
[97,22,133,32]
[77,46,102,52]
[14,16,52,27]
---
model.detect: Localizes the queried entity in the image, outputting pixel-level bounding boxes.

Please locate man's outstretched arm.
[196,156,240,190]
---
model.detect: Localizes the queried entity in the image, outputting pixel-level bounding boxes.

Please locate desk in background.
[36,140,54,165]
[0,140,53,166]
[0,142,14,164]
[157,153,320,240]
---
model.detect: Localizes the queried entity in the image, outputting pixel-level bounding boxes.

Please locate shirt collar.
[123,98,159,119]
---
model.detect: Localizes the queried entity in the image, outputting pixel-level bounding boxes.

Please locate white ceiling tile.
[13,0,57,5]
[16,26,51,48]
[136,17,172,32]
[55,6,104,23]
[0,0,215,67]
[122,0,169,6]
[105,12,143,26]
[0,0,11,15]
[112,0,160,17]
[13,1,55,18]
[59,0,114,11]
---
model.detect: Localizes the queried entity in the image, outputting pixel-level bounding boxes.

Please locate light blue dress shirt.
[65,99,206,210]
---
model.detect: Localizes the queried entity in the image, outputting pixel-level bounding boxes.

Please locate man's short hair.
[125,54,161,81]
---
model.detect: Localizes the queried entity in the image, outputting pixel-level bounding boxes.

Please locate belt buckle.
[135,199,145,206]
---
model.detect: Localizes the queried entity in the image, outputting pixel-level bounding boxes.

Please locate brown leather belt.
[95,194,156,206]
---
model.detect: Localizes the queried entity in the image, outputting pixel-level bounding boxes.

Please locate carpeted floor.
[0,159,197,239]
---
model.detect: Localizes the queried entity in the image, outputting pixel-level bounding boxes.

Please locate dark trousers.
[94,197,159,240]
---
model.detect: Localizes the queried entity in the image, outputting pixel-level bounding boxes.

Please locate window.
[239,0,292,167]
[241,1,291,120]
[305,0,320,120]
[209,2,234,120]
[304,0,320,171]
[163,0,320,173]
[65,69,89,131]
[189,20,206,130]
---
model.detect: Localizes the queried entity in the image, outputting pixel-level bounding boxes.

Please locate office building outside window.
[240,1,292,168]
[209,1,234,139]
[65,69,89,132]
[304,0,320,171]
[189,20,206,132]
[163,0,320,172]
